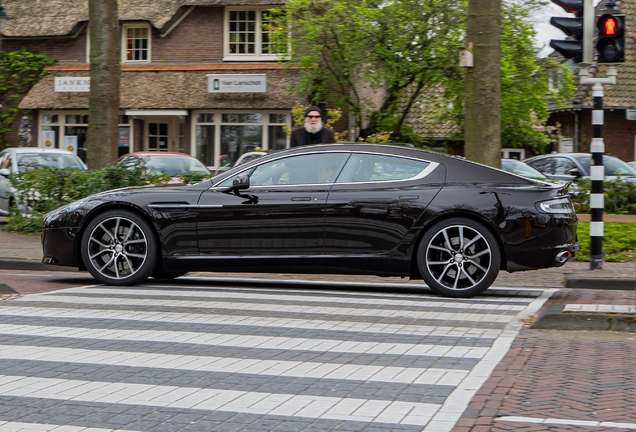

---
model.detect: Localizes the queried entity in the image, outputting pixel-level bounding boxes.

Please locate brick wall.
[3,34,88,64]
[550,109,636,162]
[152,7,223,63]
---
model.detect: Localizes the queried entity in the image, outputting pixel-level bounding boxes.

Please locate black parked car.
[524,153,636,183]
[42,144,578,298]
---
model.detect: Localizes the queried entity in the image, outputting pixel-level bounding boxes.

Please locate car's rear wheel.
[81,210,157,285]
[417,217,500,298]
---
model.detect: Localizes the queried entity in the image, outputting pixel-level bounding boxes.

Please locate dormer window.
[122,24,151,63]
[224,7,286,61]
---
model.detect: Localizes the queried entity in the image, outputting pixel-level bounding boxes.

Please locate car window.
[144,156,211,176]
[0,153,10,173]
[575,155,636,177]
[17,153,85,171]
[525,158,554,174]
[218,153,349,187]
[553,157,578,175]
[335,153,430,183]
[501,160,547,179]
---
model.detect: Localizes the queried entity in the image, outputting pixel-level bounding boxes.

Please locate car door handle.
[291,197,312,201]
[399,195,419,200]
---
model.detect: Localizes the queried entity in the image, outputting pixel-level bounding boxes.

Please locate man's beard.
[304,121,323,134]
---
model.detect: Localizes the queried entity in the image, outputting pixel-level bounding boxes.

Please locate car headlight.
[43,199,87,225]
[536,197,575,214]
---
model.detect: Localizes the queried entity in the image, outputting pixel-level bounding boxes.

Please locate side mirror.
[0,168,9,177]
[221,173,250,193]
[566,168,582,178]
[233,173,250,190]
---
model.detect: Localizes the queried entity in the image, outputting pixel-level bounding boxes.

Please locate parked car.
[216,150,268,175]
[524,153,636,183]
[118,152,211,178]
[627,161,636,171]
[501,159,552,181]
[0,147,87,216]
[42,144,578,298]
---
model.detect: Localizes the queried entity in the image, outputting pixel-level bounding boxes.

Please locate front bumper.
[41,227,80,267]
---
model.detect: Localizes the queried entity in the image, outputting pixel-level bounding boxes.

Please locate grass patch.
[576,222,636,262]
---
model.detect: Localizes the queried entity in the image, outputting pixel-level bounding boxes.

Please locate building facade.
[1,0,305,170]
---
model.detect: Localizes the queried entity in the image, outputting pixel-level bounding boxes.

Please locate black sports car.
[41,144,578,298]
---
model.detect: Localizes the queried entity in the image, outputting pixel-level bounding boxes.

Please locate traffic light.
[549,0,593,64]
[596,14,625,63]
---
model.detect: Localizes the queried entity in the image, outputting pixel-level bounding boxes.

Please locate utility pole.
[579,67,616,270]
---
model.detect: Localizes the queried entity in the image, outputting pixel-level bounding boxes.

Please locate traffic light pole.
[579,66,617,270]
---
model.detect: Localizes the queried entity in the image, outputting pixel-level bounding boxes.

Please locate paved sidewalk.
[1,216,635,332]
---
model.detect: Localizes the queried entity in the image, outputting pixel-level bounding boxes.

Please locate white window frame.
[121,23,151,63]
[223,7,285,61]
[192,110,291,169]
[501,148,526,160]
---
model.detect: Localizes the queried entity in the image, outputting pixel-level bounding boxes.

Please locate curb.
[0,258,79,272]
[531,304,636,332]
[565,274,636,290]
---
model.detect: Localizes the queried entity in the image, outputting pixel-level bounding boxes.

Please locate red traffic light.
[597,14,623,37]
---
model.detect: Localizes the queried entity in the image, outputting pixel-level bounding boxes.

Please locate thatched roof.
[1,0,286,37]
[19,67,303,110]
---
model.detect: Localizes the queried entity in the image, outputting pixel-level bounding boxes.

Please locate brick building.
[0,0,307,170]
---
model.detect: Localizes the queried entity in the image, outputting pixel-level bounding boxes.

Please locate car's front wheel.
[417,217,500,298]
[81,210,157,285]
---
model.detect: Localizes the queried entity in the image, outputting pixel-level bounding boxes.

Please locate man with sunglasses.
[290,106,336,147]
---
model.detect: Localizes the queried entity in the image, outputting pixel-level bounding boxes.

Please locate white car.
[0,147,87,216]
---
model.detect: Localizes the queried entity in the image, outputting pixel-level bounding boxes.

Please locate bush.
[571,178,636,214]
[5,161,208,233]
[576,222,636,262]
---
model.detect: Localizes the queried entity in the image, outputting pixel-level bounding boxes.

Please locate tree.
[87,0,120,169]
[270,0,466,142]
[464,0,501,167]
[446,2,575,154]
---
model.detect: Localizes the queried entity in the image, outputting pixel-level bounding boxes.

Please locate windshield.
[144,156,211,176]
[575,155,636,177]
[501,159,548,180]
[17,153,85,171]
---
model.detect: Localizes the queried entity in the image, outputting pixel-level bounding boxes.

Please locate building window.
[501,148,525,160]
[122,24,150,63]
[224,8,286,61]
[39,112,130,162]
[194,111,290,169]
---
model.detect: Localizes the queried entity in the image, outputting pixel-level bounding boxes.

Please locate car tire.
[81,209,157,286]
[417,217,500,298]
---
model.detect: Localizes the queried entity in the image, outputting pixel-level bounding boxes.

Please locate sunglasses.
[306,115,321,119]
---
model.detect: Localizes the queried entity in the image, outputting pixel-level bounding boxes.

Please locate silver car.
[0,147,87,216]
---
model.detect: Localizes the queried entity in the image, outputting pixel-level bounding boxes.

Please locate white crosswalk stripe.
[0,285,552,432]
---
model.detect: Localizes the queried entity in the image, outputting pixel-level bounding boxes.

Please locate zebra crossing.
[0,282,551,431]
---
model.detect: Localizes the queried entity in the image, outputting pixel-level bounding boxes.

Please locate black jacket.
[289,127,336,147]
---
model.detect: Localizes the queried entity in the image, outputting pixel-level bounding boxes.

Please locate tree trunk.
[87,0,120,169]
[464,0,501,168]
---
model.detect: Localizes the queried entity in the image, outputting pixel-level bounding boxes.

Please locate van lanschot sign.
[207,74,267,93]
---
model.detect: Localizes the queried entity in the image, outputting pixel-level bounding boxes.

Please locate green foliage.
[571,178,636,215]
[270,0,465,139]
[0,48,56,142]
[4,161,209,232]
[576,223,636,262]
[445,3,576,151]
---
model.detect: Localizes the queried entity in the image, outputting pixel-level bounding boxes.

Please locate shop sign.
[64,136,78,155]
[207,74,267,93]
[55,77,90,92]
[41,130,56,148]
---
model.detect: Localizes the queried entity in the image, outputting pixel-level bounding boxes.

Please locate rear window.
[336,153,430,183]
[144,156,211,176]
